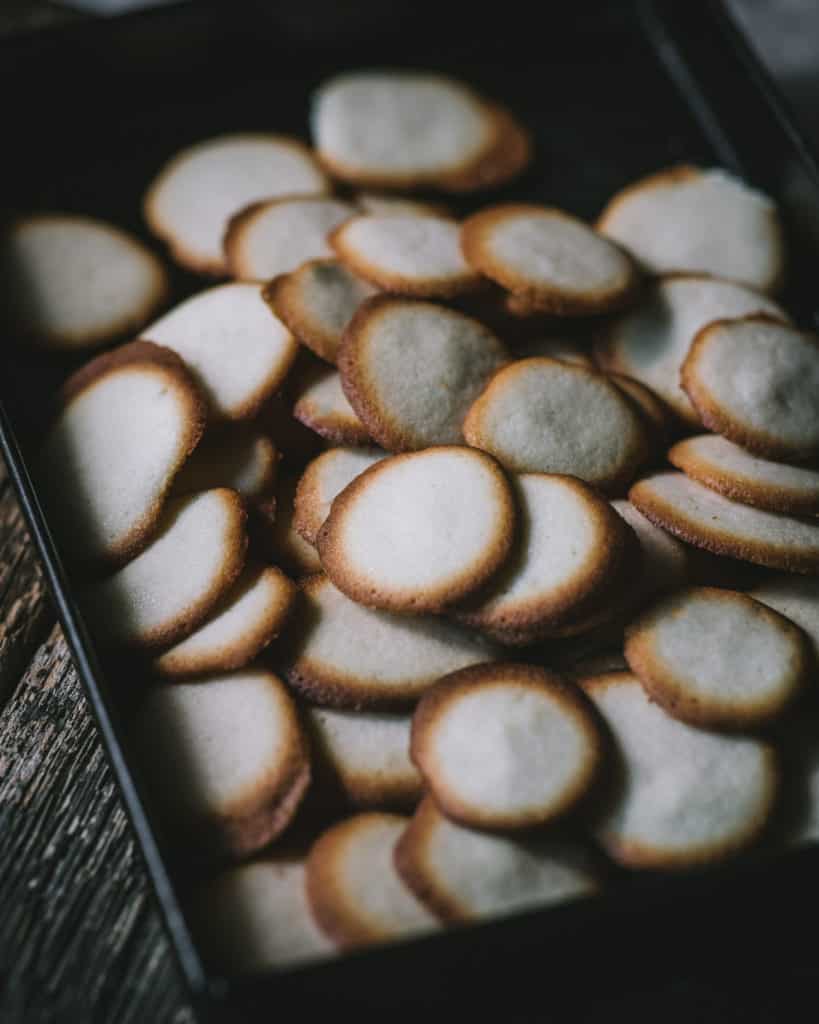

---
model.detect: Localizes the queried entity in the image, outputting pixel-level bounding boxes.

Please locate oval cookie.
[317,447,516,613]
[411,663,604,831]
[172,429,277,501]
[624,586,809,729]
[291,360,371,445]
[339,298,508,451]
[294,447,385,546]
[463,357,650,492]
[581,672,778,869]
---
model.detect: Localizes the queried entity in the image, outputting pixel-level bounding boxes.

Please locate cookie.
[143,133,329,275]
[462,357,651,492]
[630,471,819,574]
[172,429,278,501]
[581,672,778,869]
[395,798,599,923]
[84,488,247,649]
[317,447,516,613]
[305,813,438,949]
[306,707,421,808]
[624,586,809,729]
[310,71,528,192]
[354,193,450,218]
[292,360,372,445]
[224,196,356,282]
[609,373,674,442]
[751,574,819,661]
[38,341,206,569]
[144,282,298,420]
[514,336,595,368]
[610,499,690,611]
[1,213,169,350]
[153,564,296,679]
[411,663,604,830]
[460,204,640,316]
[284,574,498,709]
[669,434,819,516]
[330,215,482,298]
[456,474,631,642]
[339,297,508,450]
[597,166,784,293]
[595,275,787,425]
[255,393,323,466]
[132,668,309,859]
[263,259,377,365]
[265,474,323,577]
[294,448,385,546]
[681,316,819,463]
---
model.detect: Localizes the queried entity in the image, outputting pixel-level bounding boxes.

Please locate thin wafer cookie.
[294,448,385,546]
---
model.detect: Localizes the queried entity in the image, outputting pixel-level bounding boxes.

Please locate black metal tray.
[2,1,819,1020]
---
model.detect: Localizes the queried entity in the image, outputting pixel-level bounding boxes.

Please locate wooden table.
[0,2,817,1021]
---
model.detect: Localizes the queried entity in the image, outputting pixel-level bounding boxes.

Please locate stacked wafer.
[13,66,819,980]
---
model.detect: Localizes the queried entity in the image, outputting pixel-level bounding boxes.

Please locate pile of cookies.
[5,69,819,976]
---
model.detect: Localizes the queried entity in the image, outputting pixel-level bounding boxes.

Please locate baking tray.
[2,0,819,1019]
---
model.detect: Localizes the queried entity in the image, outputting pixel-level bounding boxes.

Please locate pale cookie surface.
[294,448,385,546]
[751,574,819,661]
[192,858,333,973]
[224,197,356,282]
[144,283,298,420]
[317,447,516,612]
[411,664,604,830]
[682,317,819,462]
[286,574,497,708]
[292,361,371,445]
[395,798,599,923]
[307,707,421,808]
[597,166,784,293]
[624,586,808,729]
[629,471,819,573]
[132,669,309,859]
[306,813,438,949]
[264,259,377,364]
[457,474,630,641]
[330,215,481,297]
[143,133,329,274]
[85,489,246,649]
[581,672,778,869]
[596,276,786,424]
[460,205,639,316]
[669,434,819,515]
[172,429,277,500]
[153,564,296,679]
[339,298,508,450]
[39,341,205,568]
[1,214,168,349]
[463,357,650,492]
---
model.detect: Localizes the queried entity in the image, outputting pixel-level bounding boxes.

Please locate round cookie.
[456,474,631,642]
[597,165,784,293]
[143,133,330,275]
[669,434,819,516]
[751,574,819,662]
[172,429,277,501]
[307,707,421,809]
[38,340,206,569]
[595,275,787,425]
[682,316,819,463]
[291,361,372,445]
[411,663,604,831]
[153,564,296,679]
[132,669,309,859]
[305,813,438,949]
[330,215,482,298]
[624,586,809,729]
[462,357,651,492]
[224,197,356,283]
[1,213,169,350]
[339,297,508,451]
[460,204,640,316]
[84,488,247,649]
[317,447,516,613]
[310,71,528,192]
[294,448,386,546]
[609,373,674,441]
[629,471,819,574]
[144,282,298,420]
[395,797,599,923]
[263,259,377,365]
[285,574,498,709]
[581,672,779,869]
